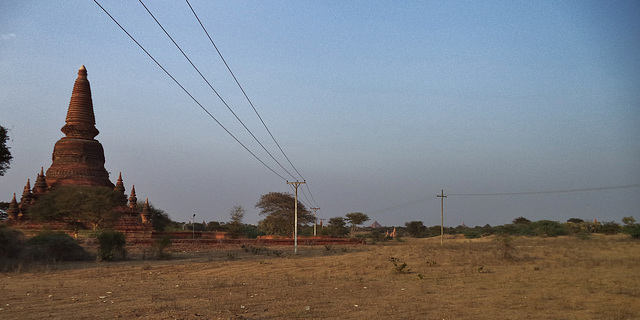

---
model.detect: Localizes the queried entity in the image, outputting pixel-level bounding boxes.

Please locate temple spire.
[61,65,99,139]
[128,185,138,209]
[114,172,125,195]
[7,193,19,220]
[33,167,48,195]
[20,179,32,204]
[140,198,151,223]
[45,65,114,188]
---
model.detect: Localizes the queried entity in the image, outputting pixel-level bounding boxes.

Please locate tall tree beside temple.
[256,192,314,236]
[0,125,12,176]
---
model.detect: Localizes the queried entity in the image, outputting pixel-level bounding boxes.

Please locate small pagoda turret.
[7,193,20,220]
[128,185,138,209]
[32,167,48,197]
[140,198,151,223]
[18,179,33,219]
[114,172,126,195]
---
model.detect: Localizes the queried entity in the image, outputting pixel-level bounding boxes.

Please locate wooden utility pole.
[437,189,447,246]
[311,207,320,236]
[287,181,306,254]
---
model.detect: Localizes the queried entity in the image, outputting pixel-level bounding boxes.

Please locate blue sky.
[1,1,639,227]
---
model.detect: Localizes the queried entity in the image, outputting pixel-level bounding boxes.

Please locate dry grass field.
[1,234,639,320]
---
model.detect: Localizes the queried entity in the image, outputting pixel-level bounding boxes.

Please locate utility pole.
[191,214,196,239]
[437,190,447,246]
[310,207,320,236]
[287,181,306,254]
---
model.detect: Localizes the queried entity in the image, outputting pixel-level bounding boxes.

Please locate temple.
[5,66,151,232]
[46,65,114,188]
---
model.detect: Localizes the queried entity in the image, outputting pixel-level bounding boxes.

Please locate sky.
[1,0,639,228]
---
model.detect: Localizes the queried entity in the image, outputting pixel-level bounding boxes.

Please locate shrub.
[495,224,535,236]
[0,227,25,271]
[622,216,640,239]
[96,230,127,261]
[23,231,91,262]
[151,235,172,259]
[599,222,621,235]
[463,229,482,239]
[0,226,24,259]
[532,220,567,237]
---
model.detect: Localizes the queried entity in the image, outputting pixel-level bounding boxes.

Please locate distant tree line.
[396,216,640,239]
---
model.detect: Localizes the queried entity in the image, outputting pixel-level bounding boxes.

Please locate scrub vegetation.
[0,234,638,319]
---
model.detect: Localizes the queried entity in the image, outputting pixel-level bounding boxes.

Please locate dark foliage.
[23,231,91,262]
[405,221,427,238]
[29,186,127,230]
[0,226,24,259]
[96,230,127,261]
[256,192,313,236]
[0,125,12,176]
[599,221,621,235]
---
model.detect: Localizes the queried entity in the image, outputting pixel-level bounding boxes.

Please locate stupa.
[45,65,114,188]
[5,66,152,234]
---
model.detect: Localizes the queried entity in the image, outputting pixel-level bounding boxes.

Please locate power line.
[184,0,321,208]
[184,0,304,180]
[93,0,287,181]
[364,183,640,216]
[367,196,436,215]
[138,0,298,181]
[448,184,640,196]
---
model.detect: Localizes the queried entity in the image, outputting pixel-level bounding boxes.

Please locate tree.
[137,201,177,231]
[345,212,369,232]
[512,217,531,225]
[29,186,127,230]
[0,126,12,176]
[405,221,427,237]
[227,205,245,239]
[255,192,313,236]
[327,217,349,236]
[567,218,585,224]
[622,216,640,239]
[0,202,9,220]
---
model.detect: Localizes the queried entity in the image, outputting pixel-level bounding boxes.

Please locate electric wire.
[93,0,287,181]
[138,0,298,181]
[184,0,304,180]
[365,184,640,216]
[184,0,321,208]
[448,184,640,196]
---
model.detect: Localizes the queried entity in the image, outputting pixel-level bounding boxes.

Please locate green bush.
[96,230,127,261]
[0,227,25,271]
[463,229,482,239]
[495,223,535,236]
[23,231,91,262]
[531,220,567,237]
[0,226,24,259]
[151,235,172,259]
[622,217,640,239]
[599,222,621,235]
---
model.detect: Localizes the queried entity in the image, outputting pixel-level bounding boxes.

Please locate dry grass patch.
[1,235,638,319]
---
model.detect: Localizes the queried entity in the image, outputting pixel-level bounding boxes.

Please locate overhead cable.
[184,0,321,208]
[448,184,640,196]
[93,0,287,181]
[138,0,298,181]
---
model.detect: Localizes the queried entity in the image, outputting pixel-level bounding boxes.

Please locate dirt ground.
[1,234,638,320]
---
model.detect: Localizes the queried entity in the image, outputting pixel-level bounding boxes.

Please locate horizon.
[1,1,639,227]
